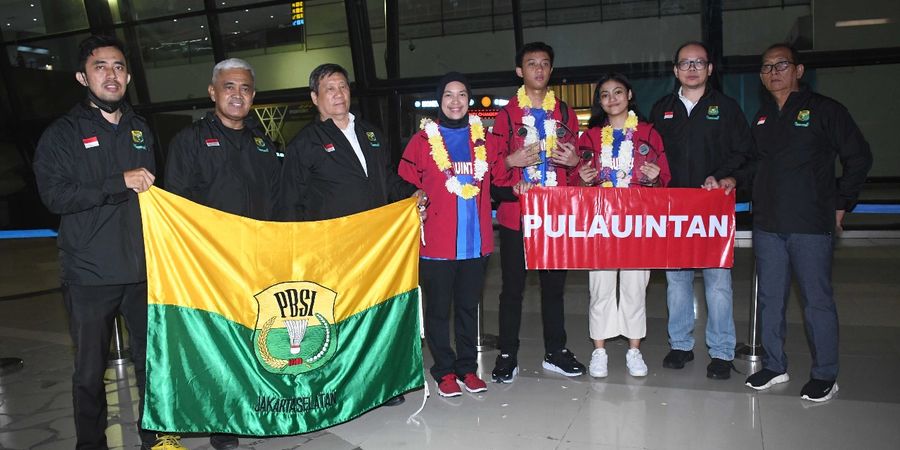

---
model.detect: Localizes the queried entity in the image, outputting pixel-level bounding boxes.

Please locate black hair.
[77,35,128,73]
[587,72,643,129]
[672,40,712,65]
[516,42,554,68]
[309,63,349,94]
[762,43,801,64]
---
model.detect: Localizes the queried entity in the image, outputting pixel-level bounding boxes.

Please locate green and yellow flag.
[138,187,423,435]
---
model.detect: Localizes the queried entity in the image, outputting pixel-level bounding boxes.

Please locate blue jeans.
[754,228,838,380]
[666,268,736,360]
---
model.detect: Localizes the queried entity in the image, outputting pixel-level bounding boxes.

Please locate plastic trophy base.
[107,350,132,367]
[735,343,765,362]
[476,333,498,352]
[0,357,24,375]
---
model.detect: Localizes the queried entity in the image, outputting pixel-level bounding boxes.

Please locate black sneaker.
[210,434,238,450]
[745,369,789,390]
[542,348,585,376]
[662,349,694,369]
[706,358,735,380]
[492,353,518,383]
[801,378,839,402]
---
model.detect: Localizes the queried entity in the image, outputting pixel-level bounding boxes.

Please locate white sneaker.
[589,348,608,378]
[626,348,648,377]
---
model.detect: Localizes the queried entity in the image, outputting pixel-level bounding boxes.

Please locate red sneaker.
[437,373,462,397]
[458,373,487,393]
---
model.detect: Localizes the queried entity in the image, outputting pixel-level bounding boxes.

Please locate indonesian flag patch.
[663,111,674,119]
[205,138,220,147]
[324,143,335,153]
[756,116,767,126]
[82,136,99,148]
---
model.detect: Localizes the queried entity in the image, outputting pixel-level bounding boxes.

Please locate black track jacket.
[650,88,755,189]
[33,102,156,285]
[165,112,282,220]
[750,89,872,234]
[280,115,416,221]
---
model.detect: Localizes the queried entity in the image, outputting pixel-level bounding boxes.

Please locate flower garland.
[420,116,488,199]
[598,111,639,187]
[517,86,559,186]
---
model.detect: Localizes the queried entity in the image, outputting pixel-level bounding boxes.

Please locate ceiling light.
[835,18,892,27]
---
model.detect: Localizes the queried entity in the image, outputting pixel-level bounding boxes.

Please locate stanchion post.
[475,299,497,352]
[736,262,765,361]
[108,315,131,367]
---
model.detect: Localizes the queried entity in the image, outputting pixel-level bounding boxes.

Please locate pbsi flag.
[138,187,424,435]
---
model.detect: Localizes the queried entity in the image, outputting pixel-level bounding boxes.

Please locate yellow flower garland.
[516,86,558,158]
[420,116,489,200]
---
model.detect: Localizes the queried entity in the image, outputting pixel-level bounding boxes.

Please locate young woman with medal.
[573,72,671,378]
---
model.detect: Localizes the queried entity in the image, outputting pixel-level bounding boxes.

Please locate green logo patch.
[131,130,146,150]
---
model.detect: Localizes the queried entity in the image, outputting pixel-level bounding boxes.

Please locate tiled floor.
[2,235,899,449]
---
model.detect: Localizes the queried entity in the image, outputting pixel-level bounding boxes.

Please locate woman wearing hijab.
[399,72,508,397]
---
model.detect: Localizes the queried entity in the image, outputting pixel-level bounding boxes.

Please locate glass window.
[812,0,900,51]
[398,0,515,77]
[5,32,91,72]
[0,0,89,41]
[816,64,899,177]
[110,0,205,23]
[723,3,812,55]
[219,3,353,90]
[134,16,214,102]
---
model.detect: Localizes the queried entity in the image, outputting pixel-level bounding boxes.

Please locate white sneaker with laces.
[589,348,608,378]
[626,348,648,377]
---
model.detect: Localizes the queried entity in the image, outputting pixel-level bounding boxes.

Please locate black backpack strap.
[559,99,569,125]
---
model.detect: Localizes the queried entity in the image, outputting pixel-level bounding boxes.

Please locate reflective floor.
[1,235,899,449]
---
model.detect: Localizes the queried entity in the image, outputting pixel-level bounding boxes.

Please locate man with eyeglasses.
[489,41,584,383]
[744,43,871,402]
[650,41,754,380]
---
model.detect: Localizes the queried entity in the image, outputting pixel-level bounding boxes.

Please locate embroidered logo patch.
[131,130,146,150]
[254,137,269,152]
[366,131,380,148]
[756,116,767,126]
[253,281,338,374]
[706,105,720,120]
[795,109,811,127]
[82,136,99,149]
[205,138,220,147]
[663,111,674,120]
[324,143,335,153]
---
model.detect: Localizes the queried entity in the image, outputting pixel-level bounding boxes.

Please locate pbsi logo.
[253,281,338,374]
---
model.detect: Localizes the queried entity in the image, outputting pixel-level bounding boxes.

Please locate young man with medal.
[490,42,584,383]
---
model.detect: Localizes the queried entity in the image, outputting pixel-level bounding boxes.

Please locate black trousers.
[63,282,152,450]
[420,257,488,382]
[498,225,568,356]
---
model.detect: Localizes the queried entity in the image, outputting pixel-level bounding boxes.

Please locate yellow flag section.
[138,187,423,435]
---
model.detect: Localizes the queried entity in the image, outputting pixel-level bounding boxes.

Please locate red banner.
[521,187,735,270]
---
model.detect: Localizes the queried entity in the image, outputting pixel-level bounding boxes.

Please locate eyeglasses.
[760,61,795,74]
[676,59,708,71]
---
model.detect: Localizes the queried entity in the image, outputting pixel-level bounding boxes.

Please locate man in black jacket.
[650,41,754,380]
[281,63,419,222]
[744,44,872,402]
[163,58,280,450]
[280,63,422,405]
[165,58,281,222]
[32,35,164,450]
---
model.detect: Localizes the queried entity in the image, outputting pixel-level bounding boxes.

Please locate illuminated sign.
[291,1,305,27]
